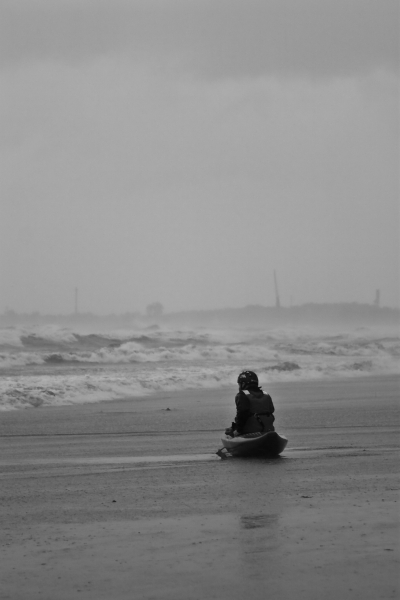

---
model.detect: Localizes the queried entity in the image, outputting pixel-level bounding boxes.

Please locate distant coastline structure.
[274,270,281,309]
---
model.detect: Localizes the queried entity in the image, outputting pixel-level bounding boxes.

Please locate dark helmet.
[237,370,259,389]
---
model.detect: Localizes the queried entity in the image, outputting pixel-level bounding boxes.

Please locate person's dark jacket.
[234,389,275,434]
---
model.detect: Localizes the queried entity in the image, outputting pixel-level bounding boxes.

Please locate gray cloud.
[0,0,398,77]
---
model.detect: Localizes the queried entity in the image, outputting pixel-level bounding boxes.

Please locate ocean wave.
[0,342,278,368]
[1,327,399,371]
[1,324,399,356]
[0,354,398,411]
[0,366,236,410]
[0,324,215,351]
[1,324,399,410]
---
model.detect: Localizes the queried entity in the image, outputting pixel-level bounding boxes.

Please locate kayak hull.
[220,431,288,457]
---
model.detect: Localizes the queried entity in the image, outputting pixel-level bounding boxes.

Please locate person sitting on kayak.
[225,371,275,437]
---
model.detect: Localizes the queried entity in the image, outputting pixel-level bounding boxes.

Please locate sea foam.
[0,325,398,410]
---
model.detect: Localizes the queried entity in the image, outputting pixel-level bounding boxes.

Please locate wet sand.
[1,375,399,599]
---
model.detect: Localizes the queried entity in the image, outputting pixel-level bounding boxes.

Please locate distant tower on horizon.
[374,289,380,308]
[274,270,281,309]
[74,287,79,315]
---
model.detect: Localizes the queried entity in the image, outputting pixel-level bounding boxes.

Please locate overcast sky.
[1,0,399,314]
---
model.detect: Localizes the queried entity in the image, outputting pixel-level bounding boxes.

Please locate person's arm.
[265,394,275,414]
[234,391,252,433]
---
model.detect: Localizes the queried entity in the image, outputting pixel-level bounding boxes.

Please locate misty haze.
[0,0,398,315]
[1,2,399,599]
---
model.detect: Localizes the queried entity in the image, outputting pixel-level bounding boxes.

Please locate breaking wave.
[0,324,399,410]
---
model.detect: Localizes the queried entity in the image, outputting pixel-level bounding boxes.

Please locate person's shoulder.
[235,390,248,402]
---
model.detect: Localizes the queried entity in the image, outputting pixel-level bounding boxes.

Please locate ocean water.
[0,324,399,410]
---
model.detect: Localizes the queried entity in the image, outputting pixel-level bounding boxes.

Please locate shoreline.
[1,373,398,435]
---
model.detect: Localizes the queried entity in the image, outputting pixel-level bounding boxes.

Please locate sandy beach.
[1,375,399,599]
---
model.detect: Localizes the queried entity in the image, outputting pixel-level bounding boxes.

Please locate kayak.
[219,430,288,457]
